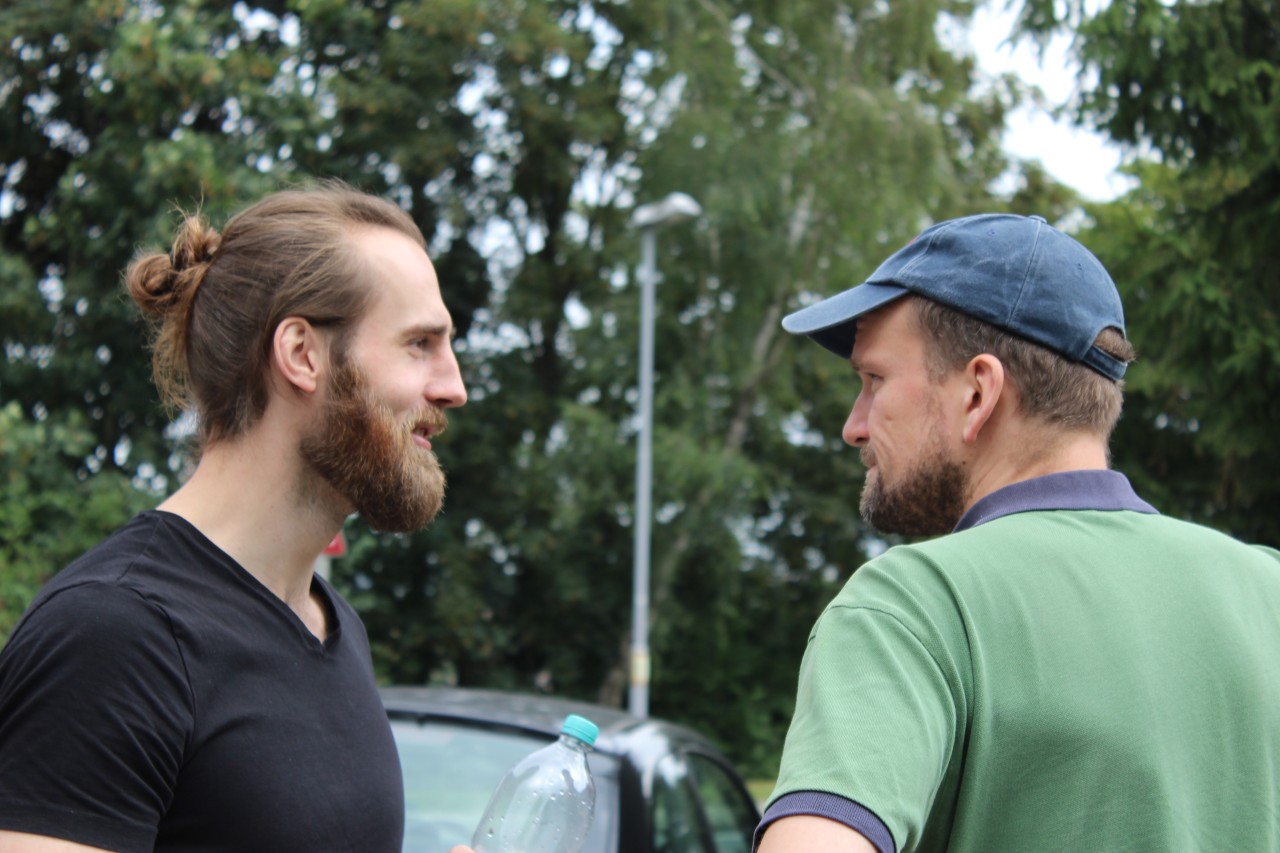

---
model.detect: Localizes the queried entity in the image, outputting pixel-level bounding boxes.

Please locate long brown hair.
[126,180,425,445]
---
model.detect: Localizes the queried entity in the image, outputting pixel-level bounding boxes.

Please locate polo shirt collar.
[955,469,1159,532]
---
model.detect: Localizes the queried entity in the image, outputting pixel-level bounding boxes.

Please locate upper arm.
[774,605,960,816]
[0,584,192,850]
[766,571,970,851]
[757,816,879,853]
[0,830,115,852]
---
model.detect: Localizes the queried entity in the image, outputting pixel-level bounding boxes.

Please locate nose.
[842,389,869,447]
[429,345,468,409]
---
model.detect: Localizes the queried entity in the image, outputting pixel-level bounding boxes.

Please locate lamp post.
[627,192,702,718]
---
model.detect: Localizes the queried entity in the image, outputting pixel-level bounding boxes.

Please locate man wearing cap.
[755,214,1280,852]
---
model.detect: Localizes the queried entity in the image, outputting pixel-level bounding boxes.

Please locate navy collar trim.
[955,470,1158,532]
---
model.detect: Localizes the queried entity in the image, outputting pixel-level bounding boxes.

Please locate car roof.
[379,686,721,761]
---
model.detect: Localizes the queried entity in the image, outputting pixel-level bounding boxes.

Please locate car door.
[651,751,757,853]
[686,752,758,853]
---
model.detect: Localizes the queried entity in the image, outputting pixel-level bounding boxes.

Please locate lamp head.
[630,192,702,229]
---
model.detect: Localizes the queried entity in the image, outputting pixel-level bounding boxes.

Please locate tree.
[380,0,1035,771]
[1018,0,1280,544]
[0,402,150,640]
[2,0,1040,774]
[575,0,1028,769]
[0,0,491,636]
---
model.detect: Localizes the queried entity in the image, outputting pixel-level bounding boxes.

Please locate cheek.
[861,397,917,465]
[864,400,894,440]
[364,371,420,414]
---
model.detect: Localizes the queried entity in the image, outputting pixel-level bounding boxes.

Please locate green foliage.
[0,402,150,641]
[579,0,1028,770]
[2,0,1039,775]
[1019,0,1280,544]
[1084,164,1280,544]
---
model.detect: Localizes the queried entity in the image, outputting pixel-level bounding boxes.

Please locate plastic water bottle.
[471,713,599,853]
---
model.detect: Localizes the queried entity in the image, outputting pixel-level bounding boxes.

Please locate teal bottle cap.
[561,714,599,746]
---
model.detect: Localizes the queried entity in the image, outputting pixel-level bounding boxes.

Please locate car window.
[652,754,713,853]
[687,753,757,853]
[389,719,618,852]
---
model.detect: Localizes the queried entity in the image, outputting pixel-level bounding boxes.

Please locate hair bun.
[126,214,219,317]
[169,216,221,272]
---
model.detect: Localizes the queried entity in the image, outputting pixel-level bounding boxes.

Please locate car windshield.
[390,718,619,852]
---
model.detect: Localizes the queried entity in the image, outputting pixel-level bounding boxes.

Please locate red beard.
[300,359,448,533]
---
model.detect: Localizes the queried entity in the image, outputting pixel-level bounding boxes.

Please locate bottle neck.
[558,734,593,754]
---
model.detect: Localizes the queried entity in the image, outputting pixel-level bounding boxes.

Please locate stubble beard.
[859,427,967,538]
[299,359,448,533]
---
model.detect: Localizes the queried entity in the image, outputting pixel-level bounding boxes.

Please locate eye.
[404,325,455,353]
[409,335,441,353]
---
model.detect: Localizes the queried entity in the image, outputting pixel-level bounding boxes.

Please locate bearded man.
[0,183,467,852]
[756,214,1280,852]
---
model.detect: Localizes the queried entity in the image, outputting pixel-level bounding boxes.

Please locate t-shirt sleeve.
[763,557,971,852]
[0,582,194,852]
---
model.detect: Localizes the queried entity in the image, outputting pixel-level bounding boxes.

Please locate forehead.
[349,227,451,335]
[850,298,926,367]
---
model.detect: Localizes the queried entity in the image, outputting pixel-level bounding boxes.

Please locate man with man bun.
[756,214,1280,852]
[0,182,467,851]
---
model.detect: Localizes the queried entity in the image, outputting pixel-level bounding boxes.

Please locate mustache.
[860,448,877,468]
[409,406,449,437]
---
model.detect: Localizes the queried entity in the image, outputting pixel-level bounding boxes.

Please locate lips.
[410,410,448,450]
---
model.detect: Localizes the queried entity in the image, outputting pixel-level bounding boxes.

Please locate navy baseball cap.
[782,213,1128,380]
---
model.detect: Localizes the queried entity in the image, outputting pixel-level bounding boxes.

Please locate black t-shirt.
[0,511,404,852]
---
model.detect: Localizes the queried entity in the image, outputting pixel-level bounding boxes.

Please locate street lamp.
[627,192,702,719]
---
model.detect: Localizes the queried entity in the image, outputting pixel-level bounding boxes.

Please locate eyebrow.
[402,322,456,341]
[849,353,881,375]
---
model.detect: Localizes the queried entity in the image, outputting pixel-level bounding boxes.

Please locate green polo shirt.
[760,471,1280,852]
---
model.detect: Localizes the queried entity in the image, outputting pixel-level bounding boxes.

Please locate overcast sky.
[966,3,1135,202]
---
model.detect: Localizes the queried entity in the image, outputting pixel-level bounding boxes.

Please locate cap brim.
[781,282,909,358]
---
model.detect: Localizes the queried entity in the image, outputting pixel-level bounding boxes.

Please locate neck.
[159,428,347,613]
[961,427,1110,514]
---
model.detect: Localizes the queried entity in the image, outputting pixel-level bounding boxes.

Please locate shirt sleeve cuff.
[752,790,896,853]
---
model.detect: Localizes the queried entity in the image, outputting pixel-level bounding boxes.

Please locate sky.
[965,3,1135,202]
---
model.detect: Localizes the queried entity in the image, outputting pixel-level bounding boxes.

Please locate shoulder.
[36,510,182,593]
[2,580,190,697]
[0,578,194,848]
[826,539,962,618]
[1148,513,1280,553]
[28,509,252,624]
[3,512,199,694]
[812,534,1006,677]
[12,512,186,646]
[811,543,977,691]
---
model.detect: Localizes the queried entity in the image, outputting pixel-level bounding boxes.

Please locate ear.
[959,353,1007,445]
[271,317,326,396]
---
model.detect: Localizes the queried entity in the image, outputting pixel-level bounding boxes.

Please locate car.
[381,686,762,853]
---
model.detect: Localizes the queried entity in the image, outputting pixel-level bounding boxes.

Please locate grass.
[747,778,775,809]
